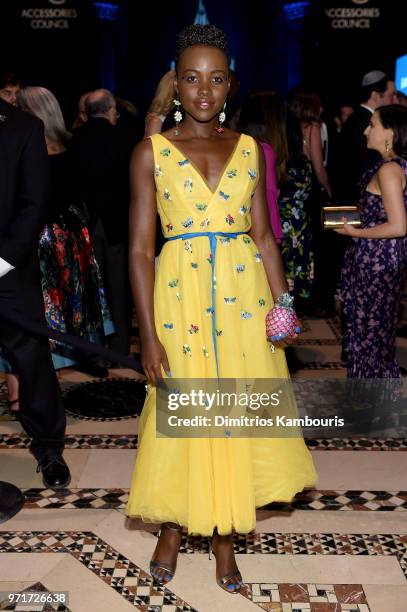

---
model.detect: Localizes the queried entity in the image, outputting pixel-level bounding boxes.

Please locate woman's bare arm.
[336,162,406,238]
[129,139,170,382]
[144,113,165,138]
[309,123,332,197]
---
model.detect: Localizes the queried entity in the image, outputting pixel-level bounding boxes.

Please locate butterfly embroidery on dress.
[182,217,193,229]
[184,178,193,192]
[178,159,190,167]
[219,190,230,200]
[240,311,253,319]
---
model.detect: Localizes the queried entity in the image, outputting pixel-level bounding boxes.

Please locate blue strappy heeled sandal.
[209,534,243,594]
[150,522,183,585]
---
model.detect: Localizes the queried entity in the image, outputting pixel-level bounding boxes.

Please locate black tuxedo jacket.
[69,117,133,245]
[0,99,49,268]
[332,105,380,203]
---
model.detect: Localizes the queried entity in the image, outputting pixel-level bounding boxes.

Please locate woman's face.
[364,111,393,155]
[175,45,229,123]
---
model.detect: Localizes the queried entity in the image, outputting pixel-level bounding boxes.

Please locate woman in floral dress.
[338,105,407,379]
[278,107,314,314]
[0,87,113,410]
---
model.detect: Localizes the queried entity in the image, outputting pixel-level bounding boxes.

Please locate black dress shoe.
[0,482,25,523]
[36,455,71,489]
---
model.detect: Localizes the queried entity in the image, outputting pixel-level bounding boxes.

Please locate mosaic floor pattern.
[0,314,406,611]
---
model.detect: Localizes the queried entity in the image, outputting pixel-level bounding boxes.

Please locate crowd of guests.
[0,23,406,592]
[1,64,407,386]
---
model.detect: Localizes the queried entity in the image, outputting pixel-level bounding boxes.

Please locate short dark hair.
[175,24,231,67]
[377,104,407,159]
[85,89,116,118]
[0,69,21,90]
[360,75,387,104]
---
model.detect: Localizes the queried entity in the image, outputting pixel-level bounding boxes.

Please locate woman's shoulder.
[377,158,406,180]
[131,136,156,167]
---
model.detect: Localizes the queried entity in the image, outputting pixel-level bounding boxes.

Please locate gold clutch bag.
[322,206,361,230]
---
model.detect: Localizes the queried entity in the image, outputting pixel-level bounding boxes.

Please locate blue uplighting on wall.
[396,55,407,93]
[94,2,119,22]
[194,0,209,25]
[283,1,310,21]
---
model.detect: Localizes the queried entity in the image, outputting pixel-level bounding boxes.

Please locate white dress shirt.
[0,257,14,278]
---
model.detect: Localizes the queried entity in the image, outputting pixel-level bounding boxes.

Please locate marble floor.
[0,315,406,611]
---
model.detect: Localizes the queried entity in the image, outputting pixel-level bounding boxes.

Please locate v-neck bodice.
[158,134,243,195]
[150,132,259,238]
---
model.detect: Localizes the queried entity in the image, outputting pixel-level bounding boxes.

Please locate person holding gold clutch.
[337,104,407,379]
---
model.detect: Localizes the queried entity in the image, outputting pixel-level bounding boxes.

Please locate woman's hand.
[334,217,359,236]
[141,337,171,385]
[268,322,302,348]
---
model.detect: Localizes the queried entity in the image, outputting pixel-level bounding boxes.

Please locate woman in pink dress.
[238,92,283,242]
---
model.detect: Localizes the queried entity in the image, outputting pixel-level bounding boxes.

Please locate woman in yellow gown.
[127,24,316,593]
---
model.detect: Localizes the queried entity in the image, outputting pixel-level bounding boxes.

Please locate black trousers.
[0,259,65,460]
[91,220,132,356]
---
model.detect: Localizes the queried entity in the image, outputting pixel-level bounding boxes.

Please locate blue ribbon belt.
[166,231,247,376]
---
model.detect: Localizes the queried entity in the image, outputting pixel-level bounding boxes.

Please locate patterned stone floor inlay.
[242,582,370,611]
[2,434,406,451]
[305,438,407,451]
[300,362,346,370]
[0,434,139,449]
[0,582,71,611]
[20,489,407,512]
[0,532,196,611]
[179,532,407,578]
[296,338,341,346]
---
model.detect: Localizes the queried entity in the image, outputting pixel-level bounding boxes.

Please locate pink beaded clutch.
[266,307,299,340]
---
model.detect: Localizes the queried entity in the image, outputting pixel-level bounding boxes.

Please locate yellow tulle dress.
[127,133,317,535]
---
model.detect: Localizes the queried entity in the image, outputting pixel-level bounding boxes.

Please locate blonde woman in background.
[144,70,175,137]
[0,87,113,412]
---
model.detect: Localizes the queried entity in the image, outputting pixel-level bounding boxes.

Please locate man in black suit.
[0,98,70,490]
[332,71,392,203]
[70,89,133,359]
